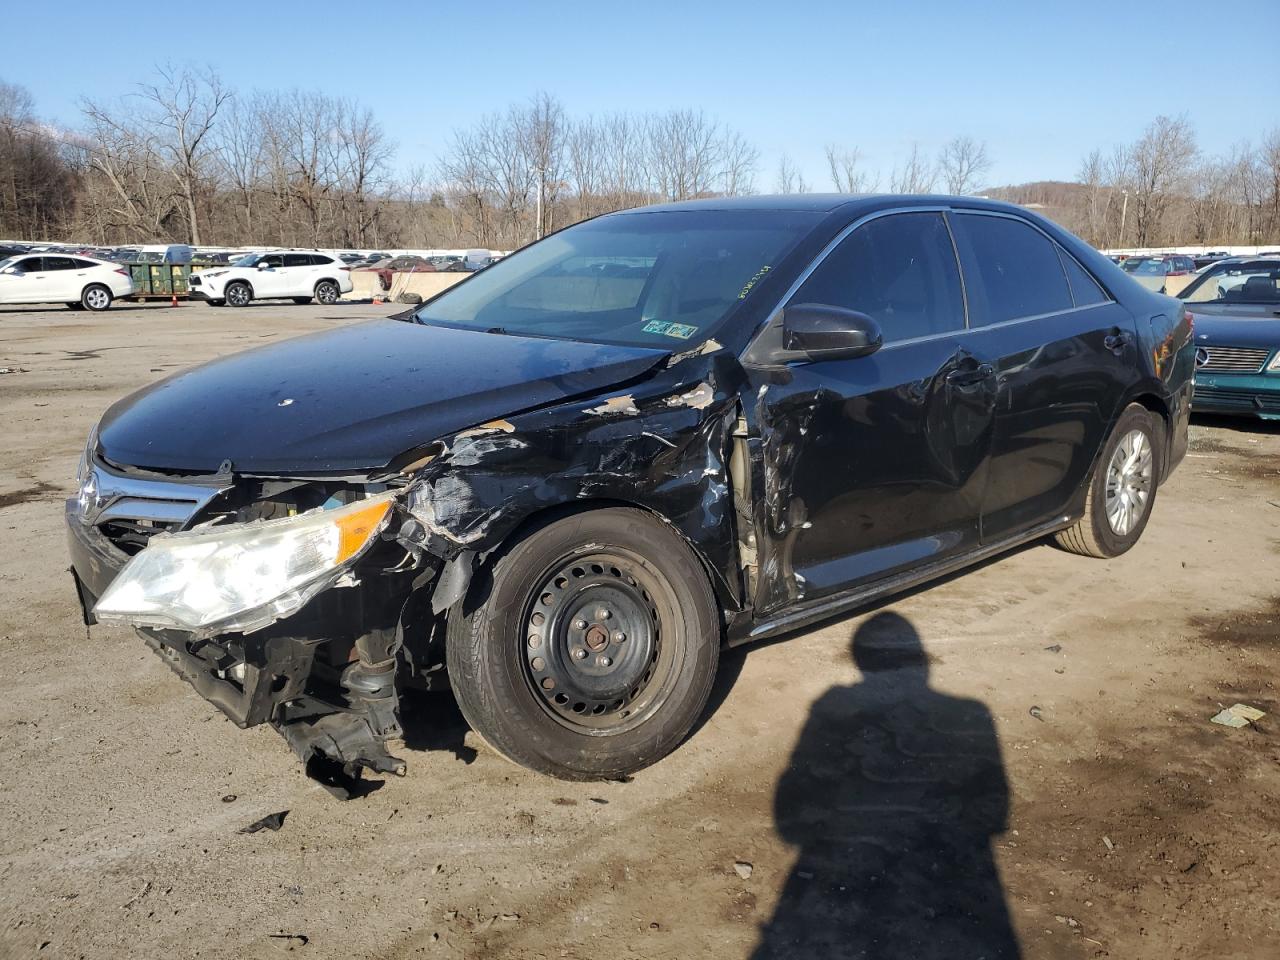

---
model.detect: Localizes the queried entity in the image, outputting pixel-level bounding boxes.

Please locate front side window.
[16,257,44,272]
[955,214,1073,323]
[415,210,819,349]
[260,254,284,268]
[789,212,965,343]
[1181,263,1280,303]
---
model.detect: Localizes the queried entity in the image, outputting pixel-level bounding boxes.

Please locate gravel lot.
[1,301,1277,960]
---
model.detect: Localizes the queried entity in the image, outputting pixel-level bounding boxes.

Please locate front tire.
[314,280,339,305]
[224,282,251,307]
[1055,403,1162,558]
[447,508,720,780]
[81,284,112,311]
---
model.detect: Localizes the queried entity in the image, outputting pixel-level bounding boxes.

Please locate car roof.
[607,193,1040,218]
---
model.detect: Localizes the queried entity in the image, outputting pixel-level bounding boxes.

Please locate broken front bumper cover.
[143,626,407,799]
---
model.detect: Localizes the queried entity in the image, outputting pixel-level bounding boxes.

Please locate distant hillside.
[981,181,1093,208]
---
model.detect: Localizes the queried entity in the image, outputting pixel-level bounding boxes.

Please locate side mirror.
[257,261,271,270]
[782,304,883,361]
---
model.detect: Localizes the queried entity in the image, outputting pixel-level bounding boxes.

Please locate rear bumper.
[1192,374,1280,419]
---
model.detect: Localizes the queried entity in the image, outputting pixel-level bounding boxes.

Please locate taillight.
[114,267,130,277]
[340,266,350,271]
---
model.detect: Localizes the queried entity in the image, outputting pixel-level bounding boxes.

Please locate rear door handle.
[945,362,994,387]
[1104,331,1132,352]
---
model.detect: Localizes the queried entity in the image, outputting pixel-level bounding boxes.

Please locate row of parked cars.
[0,246,503,310]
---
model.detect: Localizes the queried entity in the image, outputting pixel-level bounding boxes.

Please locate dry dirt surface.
[1,301,1277,960]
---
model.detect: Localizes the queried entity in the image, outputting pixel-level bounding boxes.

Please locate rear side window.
[955,214,1073,324]
[791,211,965,343]
[310,254,334,266]
[1057,247,1109,307]
[71,258,97,269]
[45,256,77,271]
[284,254,310,267]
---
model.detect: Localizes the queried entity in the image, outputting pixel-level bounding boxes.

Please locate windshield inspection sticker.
[643,320,698,340]
[737,264,771,299]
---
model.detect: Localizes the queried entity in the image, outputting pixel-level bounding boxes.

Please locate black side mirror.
[782,303,883,361]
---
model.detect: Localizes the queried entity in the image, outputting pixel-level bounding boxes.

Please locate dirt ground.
[1,301,1277,960]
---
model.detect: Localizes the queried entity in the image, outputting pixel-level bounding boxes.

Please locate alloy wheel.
[1104,428,1152,536]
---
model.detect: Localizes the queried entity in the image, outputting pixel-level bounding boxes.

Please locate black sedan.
[1179,259,1280,419]
[66,195,1193,795]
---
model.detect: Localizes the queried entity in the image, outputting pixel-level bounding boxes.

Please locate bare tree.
[1128,114,1197,246]
[825,144,877,193]
[775,154,808,194]
[135,64,231,245]
[890,143,936,194]
[938,135,991,195]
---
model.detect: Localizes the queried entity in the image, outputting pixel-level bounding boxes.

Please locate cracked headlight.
[94,493,395,636]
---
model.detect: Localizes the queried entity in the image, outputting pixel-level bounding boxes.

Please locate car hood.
[1186,306,1280,349]
[96,319,670,474]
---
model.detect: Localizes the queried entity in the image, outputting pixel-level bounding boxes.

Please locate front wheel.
[224,282,251,307]
[314,280,339,305]
[447,508,720,780]
[1055,403,1162,558]
[81,284,112,311]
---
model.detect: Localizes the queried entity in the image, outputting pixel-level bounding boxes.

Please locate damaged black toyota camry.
[67,195,1194,796]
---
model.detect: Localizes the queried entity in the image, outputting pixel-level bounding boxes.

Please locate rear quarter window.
[1056,247,1109,307]
[955,214,1073,324]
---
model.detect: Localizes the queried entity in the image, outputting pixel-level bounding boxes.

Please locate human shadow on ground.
[752,611,1020,960]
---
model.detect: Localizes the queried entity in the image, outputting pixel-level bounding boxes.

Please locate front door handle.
[945,362,994,387]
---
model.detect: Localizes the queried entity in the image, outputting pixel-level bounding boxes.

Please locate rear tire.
[447,507,720,780]
[81,284,112,311]
[225,282,251,307]
[314,280,339,305]
[1055,403,1162,558]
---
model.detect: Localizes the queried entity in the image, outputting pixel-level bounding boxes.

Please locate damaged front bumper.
[65,473,439,799]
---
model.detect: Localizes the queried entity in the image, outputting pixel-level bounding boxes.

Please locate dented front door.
[746,210,997,614]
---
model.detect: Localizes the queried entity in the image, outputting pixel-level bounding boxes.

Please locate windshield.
[0,258,14,272]
[413,210,820,348]
[1122,258,1166,276]
[1180,262,1280,303]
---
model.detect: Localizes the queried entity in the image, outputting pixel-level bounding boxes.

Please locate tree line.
[1,67,1278,251]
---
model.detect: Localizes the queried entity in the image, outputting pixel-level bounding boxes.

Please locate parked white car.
[189,252,353,307]
[0,254,134,311]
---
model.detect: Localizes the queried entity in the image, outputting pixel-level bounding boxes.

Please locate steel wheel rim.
[521,549,679,735]
[86,288,108,310]
[317,283,337,304]
[227,285,249,306]
[1104,428,1152,536]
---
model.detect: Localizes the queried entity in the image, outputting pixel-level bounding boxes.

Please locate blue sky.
[3,0,1277,190]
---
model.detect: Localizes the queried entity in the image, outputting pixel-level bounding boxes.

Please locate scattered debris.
[431,863,443,875]
[0,366,28,375]
[1211,703,1266,728]
[1055,914,1082,930]
[733,861,753,880]
[589,797,609,805]
[499,913,521,922]
[1029,705,1044,722]
[1102,836,1115,852]
[122,880,152,910]
[239,810,289,834]
[221,794,237,803]
[267,933,309,945]
[551,797,578,806]
[1043,644,1062,653]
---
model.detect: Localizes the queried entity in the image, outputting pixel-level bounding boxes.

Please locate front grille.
[100,518,183,555]
[1198,345,1271,373]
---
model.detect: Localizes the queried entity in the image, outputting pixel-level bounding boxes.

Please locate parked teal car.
[1179,259,1280,419]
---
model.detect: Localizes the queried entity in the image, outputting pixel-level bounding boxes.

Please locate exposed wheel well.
[462,497,731,626]
[315,277,339,291]
[1128,392,1173,480]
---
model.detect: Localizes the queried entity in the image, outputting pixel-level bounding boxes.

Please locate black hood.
[97,319,670,474]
